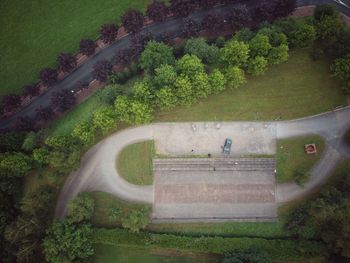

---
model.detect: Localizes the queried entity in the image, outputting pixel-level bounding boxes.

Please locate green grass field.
[93,244,217,263]
[156,49,346,121]
[117,140,155,185]
[276,135,325,183]
[0,0,152,96]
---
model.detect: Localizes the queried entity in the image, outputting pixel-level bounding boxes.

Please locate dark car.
[223,138,232,154]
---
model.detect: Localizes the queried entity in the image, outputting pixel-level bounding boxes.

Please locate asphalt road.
[55,107,350,219]
[1,0,350,130]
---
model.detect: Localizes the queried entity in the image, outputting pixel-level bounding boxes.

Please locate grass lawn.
[0,0,152,96]
[89,191,151,228]
[117,140,155,185]
[155,49,346,121]
[276,135,325,183]
[93,244,217,263]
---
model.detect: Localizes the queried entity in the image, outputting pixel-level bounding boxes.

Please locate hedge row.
[92,228,326,260]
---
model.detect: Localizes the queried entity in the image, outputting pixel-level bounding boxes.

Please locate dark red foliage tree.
[113,49,133,65]
[1,94,21,112]
[79,39,97,56]
[23,84,40,98]
[201,14,224,34]
[171,0,195,17]
[181,17,200,38]
[272,0,296,19]
[39,68,58,87]
[93,60,113,82]
[99,24,119,44]
[57,53,77,73]
[51,89,76,112]
[122,8,144,34]
[227,4,251,30]
[147,1,168,22]
[15,116,35,132]
[159,31,175,45]
[35,105,54,121]
[253,1,275,23]
[130,32,153,60]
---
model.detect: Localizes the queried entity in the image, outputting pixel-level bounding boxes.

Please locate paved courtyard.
[152,158,277,222]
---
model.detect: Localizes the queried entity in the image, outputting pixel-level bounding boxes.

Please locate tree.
[45,134,80,152]
[174,75,195,105]
[130,32,153,60]
[67,193,95,223]
[93,60,113,82]
[32,148,50,166]
[51,89,76,112]
[314,3,338,21]
[43,220,94,263]
[15,116,35,132]
[258,26,288,47]
[130,100,153,124]
[79,39,97,56]
[35,105,54,121]
[153,64,177,89]
[121,207,150,232]
[20,187,54,218]
[1,94,21,113]
[272,0,296,19]
[209,69,226,94]
[57,53,77,73]
[39,68,58,87]
[288,22,316,48]
[331,55,350,93]
[132,81,154,104]
[73,121,95,145]
[147,1,168,22]
[0,131,26,153]
[268,44,289,65]
[201,14,224,34]
[99,24,118,44]
[140,40,175,73]
[184,38,219,64]
[155,87,178,110]
[253,1,274,23]
[176,54,204,78]
[23,84,40,98]
[170,0,194,17]
[221,248,272,263]
[221,40,250,67]
[93,106,117,133]
[327,29,350,58]
[113,48,133,66]
[22,132,37,152]
[0,152,32,177]
[114,96,131,123]
[227,4,251,30]
[247,56,268,76]
[249,33,272,58]
[225,66,246,89]
[192,72,211,98]
[181,17,200,38]
[314,14,343,41]
[122,8,144,34]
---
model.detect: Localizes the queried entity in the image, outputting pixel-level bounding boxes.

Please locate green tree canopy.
[67,193,95,223]
[192,72,211,99]
[176,54,205,78]
[289,22,316,48]
[174,75,195,106]
[209,69,227,94]
[268,44,289,65]
[184,38,219,64]
[140,40,175,73]
[249,33,272,58]
[225,66,246,89]
[93,106,117,134]
[153,64,178,89]
[132,81,154,104]
[247,56,268,76]
[22,132,38,152]
[121,207,150,233]
[331,55,350,93]
[221,248,272,263]
[43,220,94,263]
[221,40,250,67]
[73,120,95,145]
[0,152,32,177]
[155,87,178,110]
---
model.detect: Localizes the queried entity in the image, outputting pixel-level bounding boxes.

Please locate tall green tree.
[132,81,154,104]
[225,66,246,89]
[174,75,195,106]
[121,207,150,233]
[140,40,175,73]
[247,56,268,76]
[43,220,94,263]
[153,64,177,89]
[221,40,250,67]
[249,33,272,58]
[331,55,350,93]
[0,153,32,177]
[192,72,211,99]
[184,38,219,64]
[155,87,178,110]
[268,44,289,65]
[209,69,227,94]
[67,193,95,223]
[73,121,96,145]
[93,106,117,134]
[176,54,205,78]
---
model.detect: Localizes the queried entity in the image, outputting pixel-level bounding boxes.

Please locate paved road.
[1,0,350,130]
[55,107,350,219]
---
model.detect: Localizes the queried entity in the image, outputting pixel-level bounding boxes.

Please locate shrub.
[73,120,96,145]
[221,40,250,67]
[51,89,76,112]
[79,39,97,56]
[57,53,77,73]
[181,17,200,38]
[209,69,226,94]
[23,84,40,98]
[227,4,251,30]
[99,24,119,44]
[184,38,219,64]
[35,106,54,121]
[171,0,195,17]
[225,66,246,89]
[247,56,268,76]
[122,8,144,34]
[67,193,95,223]
[93,60,113,82]
[201,14,224,34]
[1,94,21,112]
[140,41,175,73]
[147,1,168,22]
[93,106,117,133]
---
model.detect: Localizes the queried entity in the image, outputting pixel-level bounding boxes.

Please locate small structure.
[304,144,317,154]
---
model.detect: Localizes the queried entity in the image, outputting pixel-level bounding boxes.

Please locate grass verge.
[117,140,155,185]
[276,135,325,183]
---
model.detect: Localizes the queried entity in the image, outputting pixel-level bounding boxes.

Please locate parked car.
[223,138,232,154]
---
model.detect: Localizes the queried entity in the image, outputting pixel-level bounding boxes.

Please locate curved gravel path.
[55,107,350,219]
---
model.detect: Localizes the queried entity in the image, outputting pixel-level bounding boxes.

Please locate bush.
[93,60,113,82]
[79,39,97,56]
[140,41,175,73]
[99,24,118,44]
[67,193,95,223]
[184,38,219,64]
[221,248,272,263]
[247,56,268,76]
[122,8,144,34]
[39,68,58,87]
[181,17,200,38]
[147,0,168,22]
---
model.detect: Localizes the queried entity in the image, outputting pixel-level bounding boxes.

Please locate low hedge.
[92,228,326,260]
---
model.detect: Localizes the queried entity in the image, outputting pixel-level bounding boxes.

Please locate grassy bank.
[117,140,155,185]
[276,135,325,183]
[0,0,152,96]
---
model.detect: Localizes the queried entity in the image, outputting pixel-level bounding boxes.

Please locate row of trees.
[0,0,296,118]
